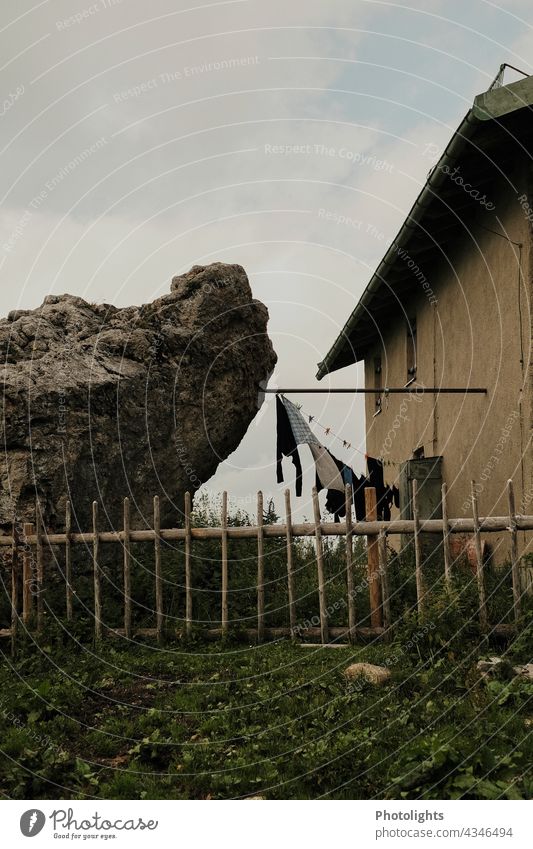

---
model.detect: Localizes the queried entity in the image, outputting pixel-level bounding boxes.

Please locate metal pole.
[262,387,487,394]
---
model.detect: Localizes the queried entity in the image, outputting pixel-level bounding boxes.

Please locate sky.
[1,0,533,522]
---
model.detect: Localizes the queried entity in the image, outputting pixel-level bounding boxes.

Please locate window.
[374,357,382,414]
[406,317,417,383]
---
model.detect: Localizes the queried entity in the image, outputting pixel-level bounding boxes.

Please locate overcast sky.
[1,0,532,522]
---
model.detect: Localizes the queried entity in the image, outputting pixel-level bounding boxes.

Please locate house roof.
[316,73,533,380]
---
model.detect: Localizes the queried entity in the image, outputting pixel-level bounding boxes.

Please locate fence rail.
[1,479,529,654]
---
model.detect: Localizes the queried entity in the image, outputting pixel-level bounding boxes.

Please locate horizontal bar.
[196,626,385,641]
[0,623,515,641]
[106,626,385,641]
[3,514,532,547]
[263,387,487,394]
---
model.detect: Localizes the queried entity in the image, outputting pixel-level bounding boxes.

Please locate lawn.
[1,616,531,800]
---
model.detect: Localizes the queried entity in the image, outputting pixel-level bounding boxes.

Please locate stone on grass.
[513,663,533,680]
[476,656,506,677]
[344,663,391,686]
[477,657,533,681]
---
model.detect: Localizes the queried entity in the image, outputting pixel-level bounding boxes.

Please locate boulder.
[0,263,276,530]
[344,662,391,686]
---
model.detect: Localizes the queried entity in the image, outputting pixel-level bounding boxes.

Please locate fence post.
[93,501,102,641]
[378,530,391,632]
[441,482,452,593]
[507,479,521,623]
[11,522,20,656]
[22,522,34,625]
[35,500,44,633]
[285,489,297,639]
[257,491,265,643]
[411,480,425,618]
[154,496,163,644]
[123,497,132,640]
[344,484,356,642]
[65,500,73,620]
[221,491,228,637]
[185,492,192,638]
[471,480,488,632]
[312,487,329,644]
[364,487,382,628]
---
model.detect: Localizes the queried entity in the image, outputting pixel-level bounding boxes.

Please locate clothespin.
[325,428,330,436]
[308,415,314,423]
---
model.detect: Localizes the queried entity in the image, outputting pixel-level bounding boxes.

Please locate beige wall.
[364,160,532,562]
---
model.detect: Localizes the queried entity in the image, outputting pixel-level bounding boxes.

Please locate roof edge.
[316,73,533,380]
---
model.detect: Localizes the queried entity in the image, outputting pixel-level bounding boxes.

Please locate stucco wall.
[364,159,533,563]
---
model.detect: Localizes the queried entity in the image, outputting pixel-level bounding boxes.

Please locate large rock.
[0,263,276,531]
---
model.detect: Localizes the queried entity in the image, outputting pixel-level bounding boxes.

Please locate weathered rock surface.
[477,657,533,681]
[344,663,391,686]
[514,663,533,680]
[0,263,276,530]
[476,656,508,678]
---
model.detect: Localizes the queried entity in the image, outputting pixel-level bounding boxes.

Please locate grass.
[0,498,531,799]
[0,611,531,800]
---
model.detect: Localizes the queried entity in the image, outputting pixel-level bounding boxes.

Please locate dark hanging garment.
[276,395,303,496]
[339,466,354,521]
[392,485,400,508]
[381,486,394,522]
[315,449,347,521]
[353,474,368,521]
[341,465,360,521]
[366,456,389,520]
[367,456,385,496]
[326,489,345,522]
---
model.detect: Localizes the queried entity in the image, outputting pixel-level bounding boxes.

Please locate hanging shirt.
[276,395,303,497]
[366,456,387,519]
[281,396,321,446]
[312,446,351,522]
[310,443,345,493]
[366,456,401,520]
[353,474,368,521]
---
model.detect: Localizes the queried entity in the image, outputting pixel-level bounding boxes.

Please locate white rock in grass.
[476,656,505,677]
[513,663,533,680]
[344,663,391,686]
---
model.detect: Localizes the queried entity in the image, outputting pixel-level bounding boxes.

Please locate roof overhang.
[317,74,533,379]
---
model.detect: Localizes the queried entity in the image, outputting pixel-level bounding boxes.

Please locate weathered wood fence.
[1,479,528,653]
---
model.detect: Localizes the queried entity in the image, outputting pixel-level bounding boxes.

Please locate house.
[317,71,533,566]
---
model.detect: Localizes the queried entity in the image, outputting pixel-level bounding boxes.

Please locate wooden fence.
[0,479,529,653]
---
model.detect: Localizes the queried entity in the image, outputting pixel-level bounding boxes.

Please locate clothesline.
[276,394,399,520]
[279,395,404,467]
